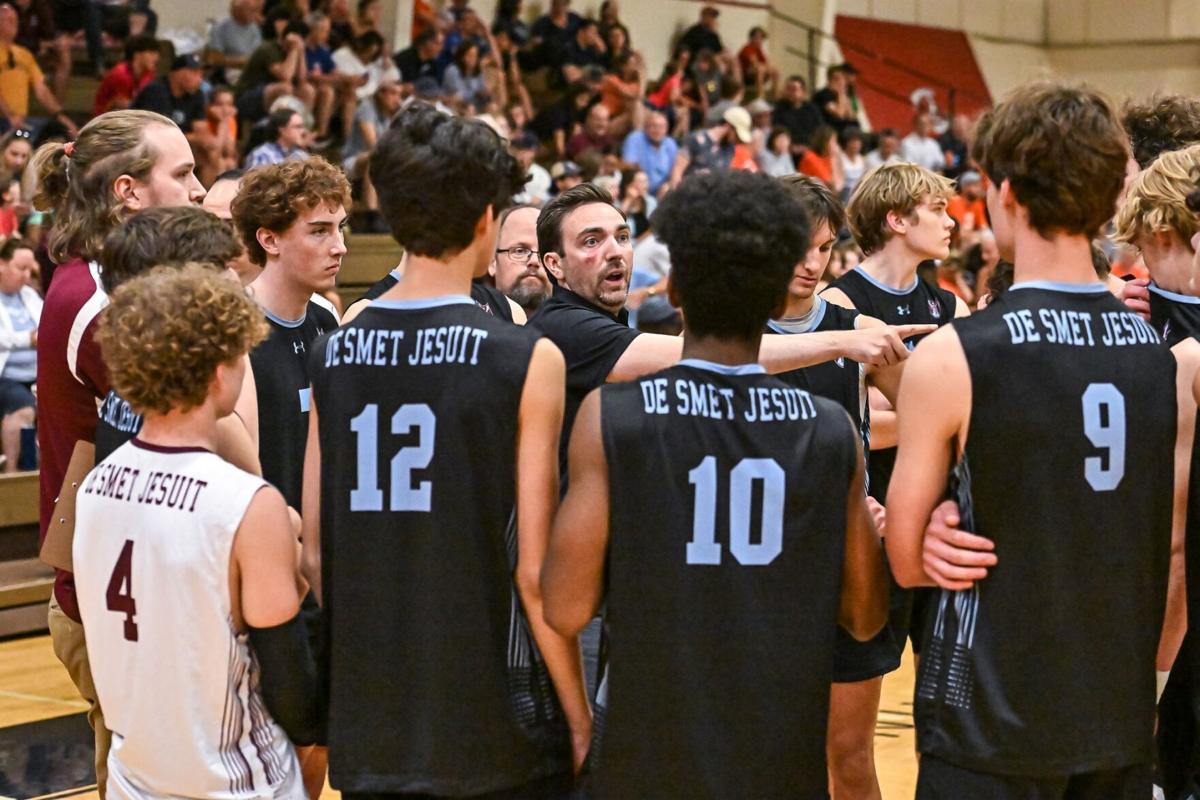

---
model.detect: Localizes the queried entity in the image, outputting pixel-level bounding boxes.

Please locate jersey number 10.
[349,403,436,512]
[686,456,784,566]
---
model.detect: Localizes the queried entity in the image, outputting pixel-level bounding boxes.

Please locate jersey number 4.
[686,456,784,566]
[1082,383,1125,492]
[349,403,436,512]
[106,539,138,642]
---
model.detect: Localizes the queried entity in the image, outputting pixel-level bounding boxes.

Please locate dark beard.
[507,281,548,311]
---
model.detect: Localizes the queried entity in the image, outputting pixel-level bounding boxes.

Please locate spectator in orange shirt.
[797,125,843,192]
[946,169,988,247]
[599,51,643,138]
[737,26,778,100]
[94,35,160,116]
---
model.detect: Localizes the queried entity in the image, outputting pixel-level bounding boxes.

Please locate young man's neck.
[780,290,816,319]
[382,250,477,301]
[137,405,221,452]
[1010,228,1099,286]
[859,243,923,289]
[1147,248,1197,295]
[250,261,313,320]
[680,329,762,367]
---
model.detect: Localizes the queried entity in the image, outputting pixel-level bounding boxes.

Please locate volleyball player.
[75,265,316,798]
[93,206,252,466]
[31,109,205,793]
[302,104,590,795]
[1107,143,1200,800]
[819,162,967,669]
[540,169,888,798]
[341,225,526,326]
[887,82,1178,798]
[230,159,349,511]
[769,174,899,799]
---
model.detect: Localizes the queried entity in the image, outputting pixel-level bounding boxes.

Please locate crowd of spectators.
[0,0,1028,469]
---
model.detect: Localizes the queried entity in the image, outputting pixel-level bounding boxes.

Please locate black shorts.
[343,771,573,800]
[916,755,1152,800]
[834,572,907,682]
[909,587,938,655]
[0,378,34,417]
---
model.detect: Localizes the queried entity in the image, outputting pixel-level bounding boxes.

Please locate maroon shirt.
[94,61,155,116]
[37,258,108,622]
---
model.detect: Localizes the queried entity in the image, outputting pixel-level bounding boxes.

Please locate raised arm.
[884,326,971,587]
[514,339,591,771]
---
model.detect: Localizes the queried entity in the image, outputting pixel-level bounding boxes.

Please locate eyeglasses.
[496,246,538,262]
[11,128,30,140]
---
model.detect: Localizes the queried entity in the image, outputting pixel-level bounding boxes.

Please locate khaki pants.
[48,592,110,797]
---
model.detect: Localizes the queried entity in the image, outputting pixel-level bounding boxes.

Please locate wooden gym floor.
[0,630,920,799]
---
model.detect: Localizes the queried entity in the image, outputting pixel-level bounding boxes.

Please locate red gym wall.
[833,15,993,134]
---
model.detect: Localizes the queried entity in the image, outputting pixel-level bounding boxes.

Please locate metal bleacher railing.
[770,8,990,120]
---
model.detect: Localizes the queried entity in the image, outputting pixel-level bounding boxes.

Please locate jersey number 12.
[349,403,436,511]
[686,456,784,566]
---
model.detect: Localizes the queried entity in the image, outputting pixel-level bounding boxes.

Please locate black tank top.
[916,281,1175,776]
[591,359,857,799]
[769,297,869,462]
[248,300,336,508]
[359,269,515,323]
[1149,283,1200,346]
[826,267,956,498]
[308,296,569,793]
[95,389,143,463]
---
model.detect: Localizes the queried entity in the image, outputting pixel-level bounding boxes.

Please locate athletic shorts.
[0,378,34,417]
[834,570,907,682]
[342,771,573,800]
[909,587,937,655]
[916,755,1152,800]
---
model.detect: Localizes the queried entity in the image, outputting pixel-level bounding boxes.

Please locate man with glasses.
[490,205,550,314]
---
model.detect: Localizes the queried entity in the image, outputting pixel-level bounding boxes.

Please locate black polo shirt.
[528,285,640,477]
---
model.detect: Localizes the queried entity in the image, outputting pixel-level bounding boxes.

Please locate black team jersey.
[308,296,570,793]
[768,298,868,453]
[527,285,640,481]
[249,301,336,509]
[825,266,956,497]
[768,298,905,683]
[97,296,338,469]
[358,268,515,323]
[95,389,142,463]
[590,359,857,799]
[1149,282,1200,346]
[917,282,1174,777]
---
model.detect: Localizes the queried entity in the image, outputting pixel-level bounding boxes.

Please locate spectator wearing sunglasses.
[0,3,75,135]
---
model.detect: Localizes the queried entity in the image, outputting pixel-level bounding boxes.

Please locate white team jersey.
[74,438,304,800]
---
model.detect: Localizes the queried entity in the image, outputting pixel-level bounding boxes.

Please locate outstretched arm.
[608,325,936,384]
